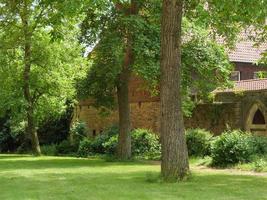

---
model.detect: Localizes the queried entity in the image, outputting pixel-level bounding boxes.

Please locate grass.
[0,154,266,200]
[235,159,267,172]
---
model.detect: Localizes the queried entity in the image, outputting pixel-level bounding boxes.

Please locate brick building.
[74,36,267,136]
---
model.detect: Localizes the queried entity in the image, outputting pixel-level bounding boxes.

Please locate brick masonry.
[74,63,267,136]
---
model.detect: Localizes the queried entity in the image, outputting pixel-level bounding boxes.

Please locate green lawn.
[0,155,266,200]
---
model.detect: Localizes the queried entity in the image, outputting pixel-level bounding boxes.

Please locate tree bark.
[21,2,41,156]
[117,67,131,160]
[160,0,189,181]
[116,0,138,160]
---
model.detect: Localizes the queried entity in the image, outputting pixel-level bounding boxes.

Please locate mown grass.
[0,154,266,200]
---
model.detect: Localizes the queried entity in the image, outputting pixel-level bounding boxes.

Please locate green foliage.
[252,158,267,172]
[70,120,88,144]
[56,140,78,155]
[41,144,57,156]
[248,136,267,156]
[77,139,94,157]
[76,127,160,159]
[211,130,253,166]
[103,135,118,155]
[0,0,87,142]
[90,125,119,154]
[76,125,118,157]
[131,129,161,160]
[186,129,213,157]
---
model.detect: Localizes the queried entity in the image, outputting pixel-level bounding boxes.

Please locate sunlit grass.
[0,154,266,200]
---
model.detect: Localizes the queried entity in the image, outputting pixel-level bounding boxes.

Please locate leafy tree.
[79,0,235,160]
[0,0,86,155]
[79,0,160,159]
[160,0,266,181]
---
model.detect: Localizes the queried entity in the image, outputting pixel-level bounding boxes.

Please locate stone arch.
[245,101,267,136]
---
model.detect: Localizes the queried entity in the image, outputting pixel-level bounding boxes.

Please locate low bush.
[41,144,57,156]
[77,127,161,159]
[186,128,213,157]
[70,121,88,144]
[77,125,119,157]
[211,130,253,166]
[90,125,119,154]
[56,140,78,155]
[103,135,118,155]
[77,139,93,157]
[248,136,267,155]
[131,129,161,160]
[252,158,267,172]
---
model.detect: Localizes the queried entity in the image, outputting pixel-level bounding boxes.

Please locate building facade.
[74,36,267,136]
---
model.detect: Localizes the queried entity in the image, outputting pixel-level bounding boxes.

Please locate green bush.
[41,144,57,156]
[70,120,88,144]
[77,125,119,156]
[76,127,161,159]
[56,140,78,155]
[103,135,118,155]
[186,128,213,157]
[211,130,253,166]
[131,129,161,160]
[90,125,119,154]
[252,158,267,172]
[77,139,93,157]
[248,136,267,155]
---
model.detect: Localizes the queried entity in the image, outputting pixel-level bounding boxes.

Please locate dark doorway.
[252,109,265,125]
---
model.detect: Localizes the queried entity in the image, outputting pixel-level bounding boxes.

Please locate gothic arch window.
[252,109,265,125]
[245,101,267,136]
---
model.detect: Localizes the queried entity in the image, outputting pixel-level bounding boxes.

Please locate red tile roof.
[214,78,267,93]
[228,41,266,63]
[219,32,266,63]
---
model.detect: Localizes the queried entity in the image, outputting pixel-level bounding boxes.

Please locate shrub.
[41,144,57,156]
[90,125,119,154]
[76,125,119,156]
[56,140,78,155]
[186,128,213,157]
[131,129,161,160]
[248,136,267,155]
[252,158,267,172]
[77,139,93,157]
[103,135,118,155]
[211,130,253,166]
[70,121,88,144]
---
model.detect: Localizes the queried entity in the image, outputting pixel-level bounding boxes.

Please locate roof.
[214,78,267,93]
[221,32,267,63]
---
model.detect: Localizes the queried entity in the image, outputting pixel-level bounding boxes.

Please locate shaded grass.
[0,154,266,200]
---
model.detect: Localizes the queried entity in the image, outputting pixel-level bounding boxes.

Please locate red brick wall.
[234,62,266,80]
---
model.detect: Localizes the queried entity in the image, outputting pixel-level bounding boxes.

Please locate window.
[253,71,267,79]
[230,71,240,81]
[252,109,265,125]
[92,130,96,137]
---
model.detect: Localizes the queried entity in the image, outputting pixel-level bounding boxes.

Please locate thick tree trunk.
[22,3,41,156]
[116,0,138,160]
[160,0,189,181]
[117,67,131,159]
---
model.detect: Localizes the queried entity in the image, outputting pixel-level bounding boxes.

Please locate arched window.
[252,109,265,125]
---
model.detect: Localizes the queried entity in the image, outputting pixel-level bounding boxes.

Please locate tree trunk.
[116,0,138,160]
[22,3,41,156]
[160,0,189,181]
[117,67,131,160]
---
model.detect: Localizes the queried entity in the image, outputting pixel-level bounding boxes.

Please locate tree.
[79,0,160,160]
[79,0,233,161]
[160,0,189,181]
[0,0,86,155]
[160,0,266,181]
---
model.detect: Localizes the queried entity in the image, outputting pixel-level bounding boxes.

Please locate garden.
[1,0,267,199]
